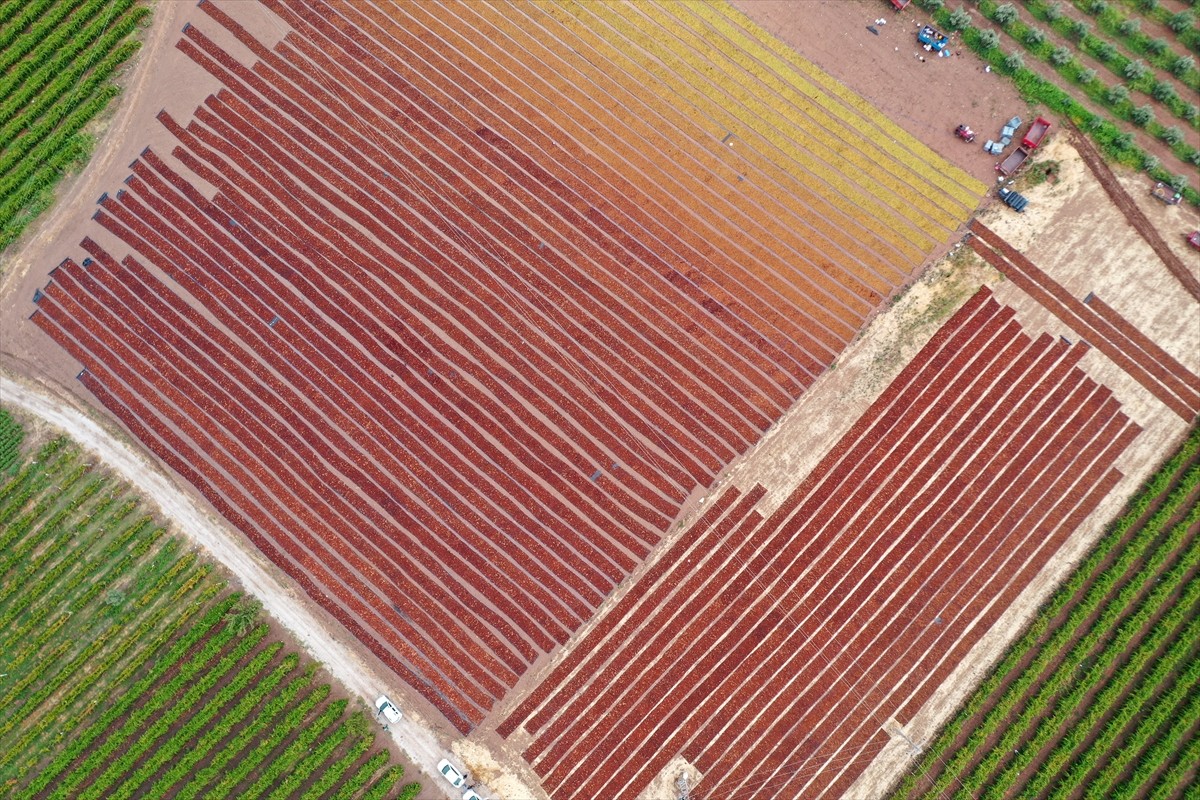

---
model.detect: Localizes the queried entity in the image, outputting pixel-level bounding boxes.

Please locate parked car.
[437,759,465,788]
[463,790,483,800]
[374,695,402,724]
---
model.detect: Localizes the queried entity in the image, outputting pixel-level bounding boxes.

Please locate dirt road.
[0,369,474,800]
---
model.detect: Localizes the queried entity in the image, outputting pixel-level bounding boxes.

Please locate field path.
[0,369,474,800]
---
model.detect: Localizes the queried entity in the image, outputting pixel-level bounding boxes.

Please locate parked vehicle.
[998,187,1029,212]
[1152,182,1183,205]
[890,0,912,9]
[1187,231,1200,249]
[438,759,466,788]
[918,24,950,51]
[955,124,976,143]
[996,147,1032,176]
[1022,117,1051,149]
[463,790,484,800]
[374,695,402,724]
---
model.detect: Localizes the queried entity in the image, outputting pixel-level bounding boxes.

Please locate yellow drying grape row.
[424,1,880,334]
[699,0,987,207]
[556,0,929,262]
[536,0,919,286]
[665,1,975,224]
[630,0,967,234]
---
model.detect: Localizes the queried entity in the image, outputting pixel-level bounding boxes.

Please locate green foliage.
[1151,80,1177,102]
[1117,17,1140,36]
[0,0,147,253]
[1078,66,1099,83]
[1168,10,1195,32]
[949,6,972,30]
[1162,126,1185,145]
[1105,83,1130,103]
[1004,51,1025,71]
[1095,40,1119,61]
[1130,104,1154,125]
[993,3,1019,25]
[1145,37,1168,55]
[0,409,22,473]
[1071,18,1091,38]
[1026,27,1047,46]
[1123,59,1148,79]
[0,427,404,799]
[980,28,1001,49]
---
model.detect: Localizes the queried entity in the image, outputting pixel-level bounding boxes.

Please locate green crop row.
[0,409,22,472]
[0,0,146,252]
[27,595,238,796]
[74,624,269,800]
[1066,621,1200,798]
[108,640,284,799]
[240,700,348,800]
[944,498,1200,797]
[146,653,301,798]
[0,0,127,105]
[1131,686,1200,798]
[970,531,1200,798]
[890,425,1200,798]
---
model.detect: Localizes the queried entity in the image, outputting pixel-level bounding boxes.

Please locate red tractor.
[955,124,976,143]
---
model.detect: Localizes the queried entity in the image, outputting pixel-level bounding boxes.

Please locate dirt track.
[0,370,469,799]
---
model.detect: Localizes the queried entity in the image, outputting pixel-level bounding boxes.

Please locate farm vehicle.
[918,24,949,52]
[1151,183,1183,205]
[1022,116,1051,149]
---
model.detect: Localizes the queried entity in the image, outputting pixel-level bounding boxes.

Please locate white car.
[374,695,402,724]
[437,759,465,787]
[463,790,483,800]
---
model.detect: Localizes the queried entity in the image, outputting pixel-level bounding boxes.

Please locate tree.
[1167,173,1188,192]
[979,29,1001,49]
[1162,126,1185,146]
[1142,153,1160,171]
[1168,11,1194,33]
[994,3,1019,25]
[1172,55,1196,78]
[1004,51,1025,72]
[1124,59,1148,80]
[1045,2,1064,21]
[1118,18,1141,36]
[1078,67,1099,83]
[1105,84,1129,104]
[1131,105,1154,126]
[1050,46,1073,66]
[1071,20,1091,40]
[1152,81,1177,102]
[1146,38,1168,55]
[225,597,262,637]
[1095,41,1118,61]
[1088,0,1108,14]
[948,6,972,30]
[1182,104,1199,122]
[1112,131,1135,150]
[1026,27,1047,46]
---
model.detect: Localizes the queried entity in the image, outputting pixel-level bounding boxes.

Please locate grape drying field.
[30,0,984,735]
[23,0,1197,798]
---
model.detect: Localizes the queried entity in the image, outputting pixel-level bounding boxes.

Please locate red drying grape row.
[27,0,951,732]
[1083,294,1200,397]
[503,288,1002,738]
[969,221,1199,421]
[513,289,1139,800]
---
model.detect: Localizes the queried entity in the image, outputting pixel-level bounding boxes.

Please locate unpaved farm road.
[0,371,470,800]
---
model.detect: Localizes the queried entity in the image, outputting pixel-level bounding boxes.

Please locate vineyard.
[0,409,417,800]
[890,422,1200,800]
[502,287,1141,800]
[29,0,984,733]
[0,0,149,251]
[910,0,1200,204]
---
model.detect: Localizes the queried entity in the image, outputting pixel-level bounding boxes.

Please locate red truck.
[890,0,912,8]
[1022,117,1051,149]
[997,147,1031,176]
